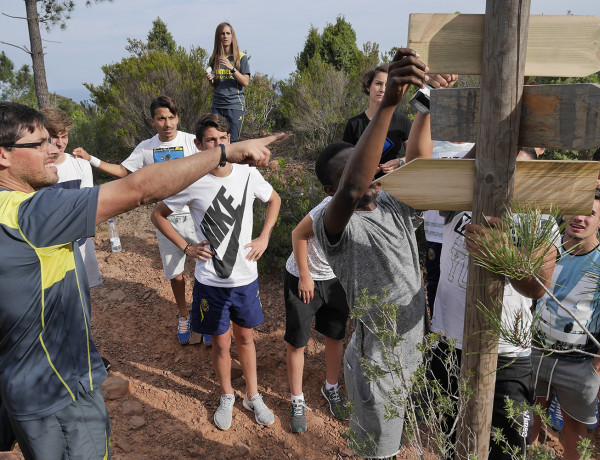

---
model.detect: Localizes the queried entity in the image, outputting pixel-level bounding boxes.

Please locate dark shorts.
[192,279,264,336]
[10,382,110,460]
[283,270,349,348]
[211,107,244,143]
[429,341,534,460]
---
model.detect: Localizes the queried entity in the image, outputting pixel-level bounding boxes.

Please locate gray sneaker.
[214,394,235,430]
[243,393,275,426]
[290,399,310,433]
[321,384,349,420]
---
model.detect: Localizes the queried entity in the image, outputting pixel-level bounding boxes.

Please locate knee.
[212,336,231,355]
[234,330,255,347]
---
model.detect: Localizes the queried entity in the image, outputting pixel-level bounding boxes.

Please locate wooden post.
[456,1,531,458]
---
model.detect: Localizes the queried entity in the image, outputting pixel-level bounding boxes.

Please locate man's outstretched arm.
[96,134,284,224]
[323,49,428,238]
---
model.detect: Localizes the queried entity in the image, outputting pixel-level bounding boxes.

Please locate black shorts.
[283,270,349,348]
[429,341,534,460]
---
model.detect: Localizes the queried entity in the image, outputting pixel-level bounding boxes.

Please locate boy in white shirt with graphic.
[151,114,281,431]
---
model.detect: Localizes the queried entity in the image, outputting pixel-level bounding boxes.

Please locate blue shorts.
[191,279,264,335]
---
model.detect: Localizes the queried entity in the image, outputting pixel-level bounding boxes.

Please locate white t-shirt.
[431,211,559,355]
[285,196,335,281]
[164,164,273,288]
[423,141,474,243]
[56,153,94,189]
[121,131,197,216]
[55,153,103,287]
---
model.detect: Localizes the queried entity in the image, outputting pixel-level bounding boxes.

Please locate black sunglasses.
[1,137,53,149]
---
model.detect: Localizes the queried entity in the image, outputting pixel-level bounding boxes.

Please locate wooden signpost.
[400,3,600,459]
[430,84,600,150]
[409,13,600,77]
[375,159,599,213]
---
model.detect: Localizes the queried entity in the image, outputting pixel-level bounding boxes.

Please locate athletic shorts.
[10,382,111,460]
[532,349,600,424]
[191,279,264,336]
[283,270,349,348]
[429,341,534,460]
[155,213,198,279]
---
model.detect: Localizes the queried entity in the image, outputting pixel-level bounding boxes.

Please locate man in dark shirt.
[0,102,278,459]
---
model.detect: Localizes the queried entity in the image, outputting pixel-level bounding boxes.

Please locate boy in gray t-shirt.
[312,49,432,458]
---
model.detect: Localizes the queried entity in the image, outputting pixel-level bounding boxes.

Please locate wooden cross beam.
[409,13,600,77]
[430,84,600,150]
[375,159,599,214]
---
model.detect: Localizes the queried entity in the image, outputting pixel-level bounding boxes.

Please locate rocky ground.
[2,198,599,459]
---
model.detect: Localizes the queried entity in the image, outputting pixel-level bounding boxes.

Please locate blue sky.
[1,0,599,102]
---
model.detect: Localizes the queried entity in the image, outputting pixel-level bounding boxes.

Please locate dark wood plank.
[431,84,600,150]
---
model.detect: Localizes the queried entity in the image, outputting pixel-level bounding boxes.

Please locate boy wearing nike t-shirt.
[151,114,281,431]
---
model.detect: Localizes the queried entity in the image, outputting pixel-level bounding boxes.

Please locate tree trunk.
[24,0,50,108]
[455,1,530,458]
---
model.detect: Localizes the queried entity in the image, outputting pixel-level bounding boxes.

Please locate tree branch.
[0,41,31,55]
[2,12,27,20]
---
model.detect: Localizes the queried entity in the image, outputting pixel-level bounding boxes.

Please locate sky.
[1,0,599,102]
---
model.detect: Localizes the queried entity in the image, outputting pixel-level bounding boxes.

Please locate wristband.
[89,156,101,168]
[183,242,192,255]
[219,143,227,167]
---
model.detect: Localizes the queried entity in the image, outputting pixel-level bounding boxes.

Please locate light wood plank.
[408,14,600,77]
[430,84,600,150]
[375,159,599,214]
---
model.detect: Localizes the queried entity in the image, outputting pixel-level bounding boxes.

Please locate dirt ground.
[3,203,600,460]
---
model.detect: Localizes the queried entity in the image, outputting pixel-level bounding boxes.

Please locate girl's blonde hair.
[209,22,242,70]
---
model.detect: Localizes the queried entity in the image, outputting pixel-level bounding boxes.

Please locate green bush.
[253,160,326,274]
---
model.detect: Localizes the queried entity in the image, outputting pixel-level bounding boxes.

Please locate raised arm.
[96,134,284,224]
[404,74,458,163]
[72,147,130,178]
[245,190,281,262]
[292,213,316,304]
[323,49,428,238]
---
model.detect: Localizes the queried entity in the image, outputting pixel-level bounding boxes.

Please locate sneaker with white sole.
[177,315,191,345]
[214,394,235,430]
[243,393,275,426]
[547,393,564,431]
[290,399,310,433]
[321,384,349,420]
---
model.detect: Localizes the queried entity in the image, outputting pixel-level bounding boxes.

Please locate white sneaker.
[243,393,275,426]
[214,394,235,430]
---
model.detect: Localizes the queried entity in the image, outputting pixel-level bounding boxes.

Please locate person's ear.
[0,147,11,167]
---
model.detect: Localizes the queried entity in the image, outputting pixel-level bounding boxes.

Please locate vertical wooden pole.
[456,1,530,458]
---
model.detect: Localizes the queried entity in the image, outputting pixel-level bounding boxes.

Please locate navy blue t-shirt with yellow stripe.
[0,186,106,421]
[211,53,250,111]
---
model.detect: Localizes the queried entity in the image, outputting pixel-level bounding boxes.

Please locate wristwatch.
[231,67,238,74]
